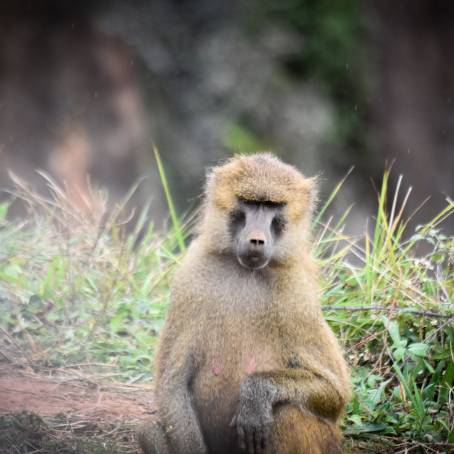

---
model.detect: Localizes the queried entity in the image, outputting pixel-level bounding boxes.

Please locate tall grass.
[0,166,452,452]
[153,147,186,253]
[315,170,453,451]
[0,173,180,381]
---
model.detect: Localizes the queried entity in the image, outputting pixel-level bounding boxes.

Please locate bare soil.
[0,363,154,453]
[0,372,152,419]
[0,363,403,453]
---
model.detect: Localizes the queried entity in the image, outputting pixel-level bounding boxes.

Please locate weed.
[0,165,452,452]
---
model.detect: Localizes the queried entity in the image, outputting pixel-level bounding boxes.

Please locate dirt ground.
[0,363,421,454]
[0,362,368,454]
[0,363,154,453]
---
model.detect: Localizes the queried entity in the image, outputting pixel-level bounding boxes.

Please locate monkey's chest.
[192,335,280,452]
[196,331,279,385]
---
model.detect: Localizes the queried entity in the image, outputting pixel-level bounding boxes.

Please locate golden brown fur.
[138,153,350,454]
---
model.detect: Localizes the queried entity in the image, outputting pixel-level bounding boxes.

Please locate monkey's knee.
[269,405,342,454]
[137,415,171,454]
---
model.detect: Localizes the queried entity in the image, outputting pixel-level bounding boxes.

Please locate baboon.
[139,153,350,454]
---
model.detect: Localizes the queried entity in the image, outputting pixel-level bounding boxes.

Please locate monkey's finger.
[247,429,255,454]
[254,428,262,454]
[237,425,246,451]
[261,425,270,452]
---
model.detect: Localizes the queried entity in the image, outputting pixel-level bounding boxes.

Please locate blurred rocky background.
[0,0,452,233]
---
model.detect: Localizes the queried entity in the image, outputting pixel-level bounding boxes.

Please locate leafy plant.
[0,168,452,452]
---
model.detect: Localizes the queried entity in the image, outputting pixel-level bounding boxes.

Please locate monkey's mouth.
[237,253,270,270]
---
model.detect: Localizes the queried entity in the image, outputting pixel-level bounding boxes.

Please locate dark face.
[229,199,287,270]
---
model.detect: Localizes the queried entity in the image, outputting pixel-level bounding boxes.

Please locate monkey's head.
[200,153,317,270]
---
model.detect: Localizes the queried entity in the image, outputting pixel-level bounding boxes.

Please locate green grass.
[314,171,454,451]
[0,173,181,381]
[0,167,453,452]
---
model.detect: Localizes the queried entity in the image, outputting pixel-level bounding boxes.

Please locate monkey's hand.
[231,376,275,454]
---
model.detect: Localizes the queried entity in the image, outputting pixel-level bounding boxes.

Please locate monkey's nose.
[248,231,266,247]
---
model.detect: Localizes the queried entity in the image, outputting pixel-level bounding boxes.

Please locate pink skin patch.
[212,359,222,376]
[244,358,257,374]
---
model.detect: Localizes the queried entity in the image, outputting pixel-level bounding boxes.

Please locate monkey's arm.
[233,363,348,453]
[245,364,347,420]
[156,347,207,454]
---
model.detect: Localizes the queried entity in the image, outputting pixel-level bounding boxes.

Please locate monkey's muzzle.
[237,237,271,270]
[238,253,270,270]
[233,203,277,270]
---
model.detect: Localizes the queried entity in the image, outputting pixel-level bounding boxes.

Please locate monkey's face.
[229,198,286,270]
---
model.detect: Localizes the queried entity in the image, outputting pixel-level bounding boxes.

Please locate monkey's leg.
[137,415,172,454]
[268,405,342,454]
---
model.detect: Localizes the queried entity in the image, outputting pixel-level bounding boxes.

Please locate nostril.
[248,230,266,247]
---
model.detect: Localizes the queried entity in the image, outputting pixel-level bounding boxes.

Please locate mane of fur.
[205,152,316,220]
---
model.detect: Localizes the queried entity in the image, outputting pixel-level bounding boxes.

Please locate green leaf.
[0,202,9,222]
[345,423,388,434]
[27,294,45,314]
[382,316,402,347]
[348,414,362,425]
[443,361,454,386]
[370,380,389,407]
[393,346,406,362]
[408,342,429,358]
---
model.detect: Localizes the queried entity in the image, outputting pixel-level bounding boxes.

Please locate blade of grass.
[314,166,354,226]
[153,146,186,253]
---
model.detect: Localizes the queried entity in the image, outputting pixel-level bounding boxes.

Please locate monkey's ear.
[303,176,319,215]
[204,166,235,210]
[204,167,220,195]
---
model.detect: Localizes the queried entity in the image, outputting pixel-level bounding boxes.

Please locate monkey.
[138,153,350,454]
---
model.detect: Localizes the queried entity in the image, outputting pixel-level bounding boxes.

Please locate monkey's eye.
[229,209,246,239]
[229,209,246,227]
[272,214,286,237]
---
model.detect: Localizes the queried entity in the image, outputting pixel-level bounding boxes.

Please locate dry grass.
[0,169,453,452]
